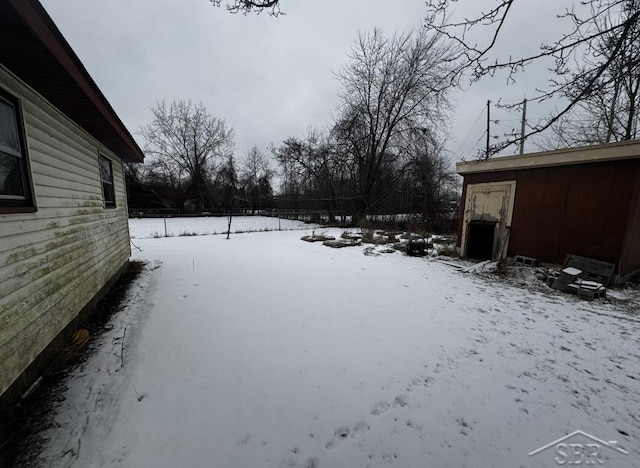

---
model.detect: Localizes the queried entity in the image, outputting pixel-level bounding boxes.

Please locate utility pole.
[486,100,491,158]
[519,98,527,155]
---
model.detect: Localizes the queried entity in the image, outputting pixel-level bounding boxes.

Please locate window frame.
[99,154,116,209]
[0,87,35,214]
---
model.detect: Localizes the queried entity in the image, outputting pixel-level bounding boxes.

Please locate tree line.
[126,27,460,231]
[128,0,640,230]
[126,100,273,215]
[270,28,458,229]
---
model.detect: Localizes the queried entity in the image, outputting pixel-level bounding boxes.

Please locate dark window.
[0,88,33,210]
[99,154,116,208]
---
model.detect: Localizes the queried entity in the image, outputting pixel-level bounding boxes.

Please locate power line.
[454,106,486,156]
[466,131,488,158]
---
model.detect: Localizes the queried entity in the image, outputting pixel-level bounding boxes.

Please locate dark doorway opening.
[467,222,496,259]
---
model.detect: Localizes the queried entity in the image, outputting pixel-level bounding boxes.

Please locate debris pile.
[301,229,457,257]
[323,238,361,248]
[462,260,499,274]
[301,234,335,243]
[547,267,607,300]
[407,239,430,257]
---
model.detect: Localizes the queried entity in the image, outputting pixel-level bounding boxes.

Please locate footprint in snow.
[371,401,390,416]
[406,378,422,392]
[325,440,339,450]
[394,395,409,408]
[350,421,369,439]
[236,435,251,446]
[325,426,350,450]
[423,377,436,387]
[305,457,319,468]
[179,295,188,299]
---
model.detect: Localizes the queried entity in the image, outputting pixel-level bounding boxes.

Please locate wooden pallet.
[563,254,616,285]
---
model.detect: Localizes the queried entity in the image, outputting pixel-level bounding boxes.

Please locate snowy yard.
[128,215,315,239]
[22,219,640,467]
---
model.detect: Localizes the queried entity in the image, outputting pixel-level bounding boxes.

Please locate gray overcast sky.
[40,0,573,166]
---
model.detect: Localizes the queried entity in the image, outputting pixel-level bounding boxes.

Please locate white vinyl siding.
[0,65,131,397]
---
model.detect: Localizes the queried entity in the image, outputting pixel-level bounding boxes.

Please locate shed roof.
[457,139,640,176]
[0,0,144,163]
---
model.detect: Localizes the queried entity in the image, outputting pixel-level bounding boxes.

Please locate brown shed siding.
[460,159,640,273]
[620,175,640,277]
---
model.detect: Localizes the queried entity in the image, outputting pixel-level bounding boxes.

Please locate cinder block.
[515,255,538,267]
[559,267,581,283]
[552,279,569,292]
[577,288,606,300]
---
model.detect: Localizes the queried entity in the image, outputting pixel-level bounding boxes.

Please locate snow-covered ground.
[128,215,315,239]
[21,220,640,467]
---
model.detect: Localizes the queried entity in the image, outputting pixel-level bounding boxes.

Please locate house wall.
[0,65,131,399]
[458,158,640,274]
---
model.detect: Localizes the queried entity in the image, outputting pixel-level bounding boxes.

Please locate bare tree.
[426,0,640,157]
[212,153,238,212]
[140,100,234,211]
[333,28,455,221]
[124,160,184,210]
[210,0,282,15]
[272,130,342,192]
[396,129,457,230]
[271,128,353,218]
[271,138,307,197]
[545,2,640,147]
[239,146,273,214]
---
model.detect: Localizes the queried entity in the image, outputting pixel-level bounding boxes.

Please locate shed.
[0,0,144,405]
[456,140,640,284]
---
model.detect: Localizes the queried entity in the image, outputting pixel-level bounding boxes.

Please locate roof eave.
[457,140,640,175]
[6,0,144,163]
